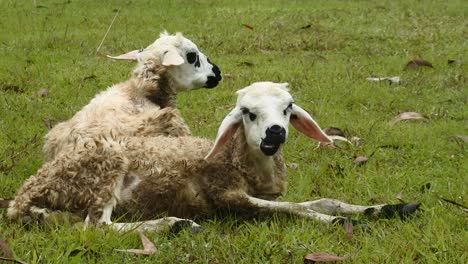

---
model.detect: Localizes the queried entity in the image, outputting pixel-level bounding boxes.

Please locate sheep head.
[108,32,222,91]
[205,82,332,159]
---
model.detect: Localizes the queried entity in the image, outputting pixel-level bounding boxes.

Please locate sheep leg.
[244,196,344,223]
[299,198,421,219]
[110,217,201,233]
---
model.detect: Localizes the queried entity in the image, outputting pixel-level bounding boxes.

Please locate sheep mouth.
[260,141,280,156]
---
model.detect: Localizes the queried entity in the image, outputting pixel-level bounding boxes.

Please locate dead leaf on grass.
[344,222,353,241]
[116,231,157,255]
[405,58,433,69]
[223,73,235,79]
[0,239,13,258]
[241,24,254,30]
[390,112,427,125]
[323,127,345,137]
[396,191,405,202]
[304,252,345,263]
[353,156,368,166]
[35,89,49,97]
[366,76,401,84]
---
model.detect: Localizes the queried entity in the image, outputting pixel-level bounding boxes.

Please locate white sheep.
[43,31,221,161]
[6,82,419,231]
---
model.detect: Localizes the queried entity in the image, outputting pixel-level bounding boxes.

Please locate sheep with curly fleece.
[6,82,419,231]
[43,32,221,161]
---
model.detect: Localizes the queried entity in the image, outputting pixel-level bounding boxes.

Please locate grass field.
[0,0,466,263]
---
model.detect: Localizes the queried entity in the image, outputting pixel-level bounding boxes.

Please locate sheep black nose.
[204,58,222,89]
[265,125,286,144]
[268,125,283,135]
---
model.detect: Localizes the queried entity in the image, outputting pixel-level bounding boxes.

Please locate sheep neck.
[223,127,287,199]
[144,76,176,108]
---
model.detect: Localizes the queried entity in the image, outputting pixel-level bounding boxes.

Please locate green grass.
[0,0,467,263]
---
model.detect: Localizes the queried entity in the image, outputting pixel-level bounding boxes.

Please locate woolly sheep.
[43,32,221,161]
[5,82,419,231]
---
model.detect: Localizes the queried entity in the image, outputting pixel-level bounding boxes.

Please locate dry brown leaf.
[35,89,49,97]
[116,231,157,256]
[323,127,345,137]
[390,112,427,125]
[354,156,368,166]
[405,58,433,69]
[241,24,254,30]
[344,222,353,241]
[396,191,404,202]
[223,73,235,79]
[304,252,345,263]
[0,239,13,258]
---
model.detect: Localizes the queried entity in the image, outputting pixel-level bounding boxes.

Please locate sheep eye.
[186,52,197,64]
[249,112,257,121]
[283,103,293,115]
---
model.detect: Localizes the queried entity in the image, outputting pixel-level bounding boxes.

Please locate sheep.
[5,82,420,231]
[43,31,222,161]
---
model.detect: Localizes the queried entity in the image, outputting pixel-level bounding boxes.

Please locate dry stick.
[95,8,121,55]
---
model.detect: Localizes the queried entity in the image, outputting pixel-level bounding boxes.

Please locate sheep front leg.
[299,198,421,219]
[110,217,201,233]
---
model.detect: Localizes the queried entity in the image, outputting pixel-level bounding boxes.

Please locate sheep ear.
[290,105,332,143]
[106,49,140,61]
[162,49,184,66]
[204,107,243,160]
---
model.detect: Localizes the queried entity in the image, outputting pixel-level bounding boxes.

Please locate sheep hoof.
[366,203,421,219]
[170,219,202,234]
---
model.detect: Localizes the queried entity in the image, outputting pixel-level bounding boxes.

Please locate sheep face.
[205,82,332,160]
[138,32,222,90]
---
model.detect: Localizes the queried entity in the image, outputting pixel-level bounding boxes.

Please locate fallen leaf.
[396,191,404,202]
[405,58,433,69]
[0,239,13,258]
[439,197,468,213]
[223,73,235,79]
[35,89,49,97]
[366,76,401,84]
[116,231,157,255]
[241,24,254,30]
[287,163,299,169]
[344,222,353,241]
[323,127,345,137]
[304,252,345,263]
[354,156,368,166]
[390,112,427,125]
